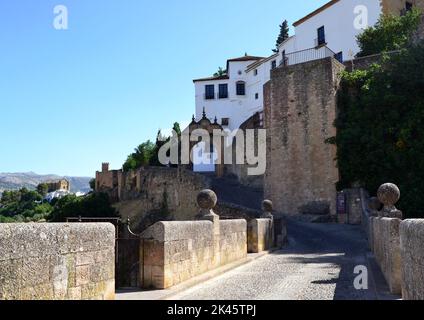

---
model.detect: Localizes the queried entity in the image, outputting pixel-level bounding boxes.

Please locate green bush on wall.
[333,44,424,218]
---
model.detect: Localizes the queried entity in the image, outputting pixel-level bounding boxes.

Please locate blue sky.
[0,0,328,177]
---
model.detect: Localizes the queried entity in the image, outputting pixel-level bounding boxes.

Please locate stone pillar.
[261,200,274,220]
[377,183,403,219]
[195,189,220,267]
[262,200,276,248]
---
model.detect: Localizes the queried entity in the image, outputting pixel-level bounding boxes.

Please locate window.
[406,1,413,12]
[205,85,215,100]
[219,84,228,99]
[255,93,259,100]
[317,26,326,46]
[236,81,246,96]
[271,60,277,69]
[334,51,343,63]
[254,69,258,76]
[221,118,229,126]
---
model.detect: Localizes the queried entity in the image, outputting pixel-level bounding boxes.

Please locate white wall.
[194,60,264,132]
[193,0,385,135]
[283,0,382,60]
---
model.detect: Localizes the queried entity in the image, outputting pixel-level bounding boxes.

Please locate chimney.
[102,163,109,172]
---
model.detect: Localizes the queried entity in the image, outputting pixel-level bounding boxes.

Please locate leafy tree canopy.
[357,9,422,57]
[122,122,182,171]
[333,42,424,218]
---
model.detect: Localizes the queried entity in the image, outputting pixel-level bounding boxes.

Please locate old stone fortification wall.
[400,219,424,300]
[369,217,424,299]
[140,219,247,289]
[97,166,210,231]
[247,219,274,253]
[0,223,115,300]
[264,57,343,216]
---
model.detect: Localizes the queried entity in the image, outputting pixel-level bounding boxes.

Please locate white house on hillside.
[192,0,422,172]
[193,55,266,132]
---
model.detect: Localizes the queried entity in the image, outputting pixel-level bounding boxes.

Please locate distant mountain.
[0,172,92,195]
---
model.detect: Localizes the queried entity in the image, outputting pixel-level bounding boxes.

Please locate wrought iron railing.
[280,46,337,67]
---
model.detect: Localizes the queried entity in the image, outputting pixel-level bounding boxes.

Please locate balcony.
[279,46,337,68]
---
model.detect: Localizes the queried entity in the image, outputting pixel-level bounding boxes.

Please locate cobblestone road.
[169,220,392,300]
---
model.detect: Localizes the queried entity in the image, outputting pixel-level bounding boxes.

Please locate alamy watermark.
[53,5,68,30]
[157,129,267,176]
[354,5,369,30]
[354,265,369,290]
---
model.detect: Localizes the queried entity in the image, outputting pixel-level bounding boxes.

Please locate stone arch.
[186,108,225,177]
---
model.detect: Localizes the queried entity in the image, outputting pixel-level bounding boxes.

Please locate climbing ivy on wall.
[332,44,424,218]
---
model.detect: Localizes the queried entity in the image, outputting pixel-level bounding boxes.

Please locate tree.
[89,178,96,190]
[37,183,49,196]
[333,43,424,218]
[50,193,117,222]
[172,122,181,136]
[273,20,289,52]
[357,9,422,57]
[213,67,227,77]
[123,140,156,171]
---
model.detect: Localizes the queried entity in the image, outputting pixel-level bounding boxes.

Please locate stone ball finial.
[377,183,400,206]
[197,189,217,210]
[262,200,273,212]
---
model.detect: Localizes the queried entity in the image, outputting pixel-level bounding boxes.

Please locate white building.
[192,0,421,172]
[193,55,266,132]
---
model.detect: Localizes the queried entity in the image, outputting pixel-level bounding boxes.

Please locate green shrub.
[333,44,424,218]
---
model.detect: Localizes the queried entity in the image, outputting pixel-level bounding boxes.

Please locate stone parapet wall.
[0,223,115,300]
[369,217,402,295]
[141,221,215,289]
[215,202,261,221]
[247,219,273,253]
[370,217,424,299]
[141,219,247,290]
[400,219,424,300]
[219,220,247,266]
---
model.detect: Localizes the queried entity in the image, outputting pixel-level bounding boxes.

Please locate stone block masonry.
[0,223,115,300]
[264,57,343,216]
[400,219,424,300]
[96,166,211,231]
[369,217,402,295]
[247,219,273,253]
[140,219,247,289]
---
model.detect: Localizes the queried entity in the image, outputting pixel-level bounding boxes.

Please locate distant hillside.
[0,172,92,195]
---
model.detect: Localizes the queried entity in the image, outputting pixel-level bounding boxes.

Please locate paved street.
[168,220,396,300]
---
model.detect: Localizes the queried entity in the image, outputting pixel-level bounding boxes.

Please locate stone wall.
[219,220,247,266]
[247,219,273,253]
[381,0,424,15]
[0,223,115,300]
[140,219,247,289]
[369,217,402,295]
[215,201,261,221]
[399,219,424,300]
[97,166,210,232]
[264,57,343,216]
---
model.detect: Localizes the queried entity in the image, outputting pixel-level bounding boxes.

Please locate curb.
[115,249,277,301]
